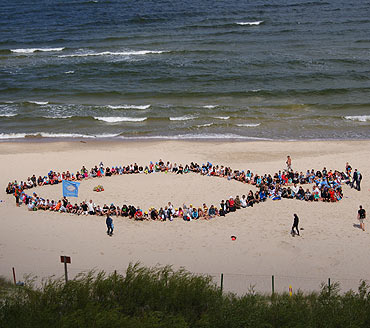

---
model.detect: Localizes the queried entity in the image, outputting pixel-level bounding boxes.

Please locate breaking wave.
[94,116,147,122]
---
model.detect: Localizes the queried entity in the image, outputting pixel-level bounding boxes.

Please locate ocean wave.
[0,132,272,141]
[64,71,75,74]
[107,104,151,110]
[27,101,49,105]
[11,47,65,54]
[94,116,147,122]
[196,123,213,128]
[169,115,198,121]
[203,105,218,109]
[0,132,119,139]
[236,21,264,26]
[236,123,261,127]
[42,115,73,119]
[213,116,230,120]
[0,113,17,117]
[344,115,370,122]
[118,133,272,140]
[59,50,166,58]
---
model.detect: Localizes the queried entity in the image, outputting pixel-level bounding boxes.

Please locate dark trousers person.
[291,214,299,236]
[106,214,113,236]
[107,224,113,236]
[356,178,361,191]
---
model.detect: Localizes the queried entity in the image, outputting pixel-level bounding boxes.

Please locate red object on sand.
[231,236,236,241]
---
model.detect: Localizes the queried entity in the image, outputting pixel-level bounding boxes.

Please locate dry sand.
[0,140,369,294]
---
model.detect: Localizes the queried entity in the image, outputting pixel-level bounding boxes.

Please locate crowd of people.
[5,159,358,221]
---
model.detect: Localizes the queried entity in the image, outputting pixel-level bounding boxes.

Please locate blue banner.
[62,180,80,198]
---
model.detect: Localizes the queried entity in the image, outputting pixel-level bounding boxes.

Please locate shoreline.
[1,137,370,144]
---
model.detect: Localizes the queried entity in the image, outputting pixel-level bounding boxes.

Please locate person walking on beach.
[291,214,300,236]
[357,205,366,231]
[286,156,292,171]
[106,212,113,236]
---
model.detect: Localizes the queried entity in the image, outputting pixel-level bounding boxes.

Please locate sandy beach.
[0,140,369,294]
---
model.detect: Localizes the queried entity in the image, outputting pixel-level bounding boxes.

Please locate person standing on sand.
[14,186,20,207]
[358,205,366,231]
[286,156,292,171]
[291,214,300,236]
[352,169,358,189]
[106,212,113,236]
[355,170,362,191]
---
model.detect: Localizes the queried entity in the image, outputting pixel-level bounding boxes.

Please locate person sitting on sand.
[235,196,241,209]
[202,204,209,219]
[259,189,267,202]
[291,183,298,198]
[150,208,158,220]
[228,197,236,212]
[158,207,165,221]
[220,200,226,213]
[88,200,95,215]
[191,207,199,220]
[121,204,128,217]
[198,207,204,219]
[182,205,190,221]
[134,207,143,220]
[129,205,136,219]
[240,195,247,208]
[247,191,255,207]
[304,189,313,201]
[296,186,305,200]
[208,205,216,218]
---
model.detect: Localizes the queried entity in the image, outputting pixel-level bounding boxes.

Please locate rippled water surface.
[1,0,370,140]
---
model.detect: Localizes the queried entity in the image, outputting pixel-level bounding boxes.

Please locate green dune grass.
[1,263,370,327]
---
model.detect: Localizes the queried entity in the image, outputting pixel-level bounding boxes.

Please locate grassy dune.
[1,264,370,327]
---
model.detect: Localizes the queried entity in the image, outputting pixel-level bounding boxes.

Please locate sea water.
[0,0,369,140]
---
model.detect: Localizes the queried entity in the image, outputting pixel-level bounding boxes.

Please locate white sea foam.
[196,123,213,128]
[0,132,119,139]
[107,104,151,110]
[213,116,230,120]
[344,115,370,122]
[59,50,166,58]
[28,101,49,105]
[0,113,17,117]
[64,71,75,74]
[0,132,271,140]
[0,133,27,139]
[236,123,260,127]
[94,116,147,123]
[236,21,264,26]
[118,134,272,140]
[169,115,198,121]
[202,105,218,109]
[11,47,65,54]
[43,115,73,119]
